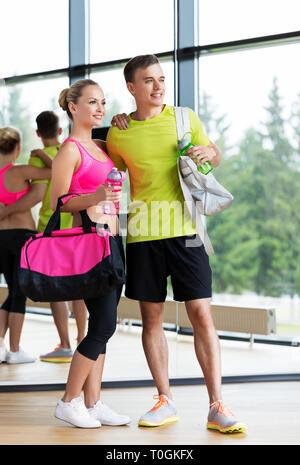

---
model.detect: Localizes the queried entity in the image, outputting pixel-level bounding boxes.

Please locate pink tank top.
[0,164,30,205]
[64,138,114,194]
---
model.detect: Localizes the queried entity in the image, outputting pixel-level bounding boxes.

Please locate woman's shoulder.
[53,140,81,165]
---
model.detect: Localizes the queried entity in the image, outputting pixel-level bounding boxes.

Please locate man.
[107,54,247,434]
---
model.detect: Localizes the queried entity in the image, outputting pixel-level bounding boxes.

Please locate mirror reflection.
[1,0,300,394]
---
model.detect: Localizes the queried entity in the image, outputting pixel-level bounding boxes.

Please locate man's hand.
[184,144,216,167]
[30,149,52,168]
[111,113,129,130]
[30,149,46,159]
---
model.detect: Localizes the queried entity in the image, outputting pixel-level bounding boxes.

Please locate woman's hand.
[184,144,216,167]
[96,184,122,204]
[111,113,129,130]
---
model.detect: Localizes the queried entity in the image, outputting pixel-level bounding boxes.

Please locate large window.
[1,1,299,391]
[89,0,174,63]
[196,1,300,339]
[3,75,69,163]
[197,0,300,45]
[1,0,69,77]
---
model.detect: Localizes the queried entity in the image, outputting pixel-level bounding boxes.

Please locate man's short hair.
[36,111,59,138]
[124,54,160,83]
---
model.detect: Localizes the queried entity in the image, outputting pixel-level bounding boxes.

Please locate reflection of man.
[107,54,247,433]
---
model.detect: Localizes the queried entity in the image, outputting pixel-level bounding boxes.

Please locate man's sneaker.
[55,396,101,428]
[40,344,73,363]
[207,400,247,433]
[0,345,7,363]
[6,348,36,364]
[138,394,179,427]
[88,400,131,426]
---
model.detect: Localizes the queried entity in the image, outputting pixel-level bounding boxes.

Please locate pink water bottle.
[104,167,126,214]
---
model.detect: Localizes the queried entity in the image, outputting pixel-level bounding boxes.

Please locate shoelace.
[150,395,169,412]
[210,400,234,417]
[53,344,62,352]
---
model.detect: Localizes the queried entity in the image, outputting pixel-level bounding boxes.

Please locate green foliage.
[206,79,300,297]
[5,85,36,164]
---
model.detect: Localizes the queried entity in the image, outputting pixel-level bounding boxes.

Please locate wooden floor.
[0,382,299,445]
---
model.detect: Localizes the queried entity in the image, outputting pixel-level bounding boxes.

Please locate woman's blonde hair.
[58,79,99,120]
[0,126,21,155]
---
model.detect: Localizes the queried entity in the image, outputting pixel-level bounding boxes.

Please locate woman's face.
[69,85,106,126]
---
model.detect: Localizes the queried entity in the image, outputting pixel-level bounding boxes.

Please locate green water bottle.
[178,132,213,175]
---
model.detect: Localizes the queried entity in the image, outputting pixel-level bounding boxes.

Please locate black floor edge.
[1,373,299,392]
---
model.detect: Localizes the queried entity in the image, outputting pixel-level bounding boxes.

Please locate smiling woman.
[42,78,130,428]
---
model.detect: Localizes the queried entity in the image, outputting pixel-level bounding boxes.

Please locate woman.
[51,79,130,428]
[0,127,51,364]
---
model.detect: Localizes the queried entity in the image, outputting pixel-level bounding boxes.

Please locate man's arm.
[0,183,47,221]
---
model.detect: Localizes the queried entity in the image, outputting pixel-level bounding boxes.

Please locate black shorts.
[125,235,212,302]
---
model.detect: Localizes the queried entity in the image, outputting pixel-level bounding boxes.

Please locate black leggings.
[76,235,124,361]
[0,229,36,314]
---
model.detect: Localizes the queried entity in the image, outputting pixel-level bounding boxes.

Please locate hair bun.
[58,88,70,111]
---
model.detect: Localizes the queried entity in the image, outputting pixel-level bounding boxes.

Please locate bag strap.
[174,107,191,143]
[174,106,214,255]
[44,193,92,236]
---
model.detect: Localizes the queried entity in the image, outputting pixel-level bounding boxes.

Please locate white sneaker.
[0,345,7,363]
[6,348,36,364]
[88,400,131,426]
[55,397,101,428]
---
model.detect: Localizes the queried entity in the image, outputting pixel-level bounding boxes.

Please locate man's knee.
[140,301,164,330]
[186,299,215,329]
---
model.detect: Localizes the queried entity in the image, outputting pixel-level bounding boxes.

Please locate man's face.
[127,63,166,107]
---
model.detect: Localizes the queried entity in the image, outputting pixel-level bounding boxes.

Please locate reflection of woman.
[51,79,130,428]
[0,127,51,364]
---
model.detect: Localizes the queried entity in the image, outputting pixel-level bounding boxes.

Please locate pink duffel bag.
[18,194,125,302]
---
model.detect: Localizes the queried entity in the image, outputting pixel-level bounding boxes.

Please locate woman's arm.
[10,165,51,183]
[0,183,47,220]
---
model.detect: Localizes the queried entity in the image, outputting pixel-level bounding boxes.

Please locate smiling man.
[107,54,247,434]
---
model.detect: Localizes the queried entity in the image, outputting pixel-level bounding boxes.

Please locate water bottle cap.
[178,134,191,150]
[107,168,126,182]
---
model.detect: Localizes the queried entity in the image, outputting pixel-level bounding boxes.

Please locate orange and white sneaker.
[207,400,247,433]
[40,344,73,363]
[138,394,179,427]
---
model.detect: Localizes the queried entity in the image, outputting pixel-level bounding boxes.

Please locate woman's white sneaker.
[6,348,36,364]
[88,400,131,426]
[55,396,101,428]
[0,345,7,363]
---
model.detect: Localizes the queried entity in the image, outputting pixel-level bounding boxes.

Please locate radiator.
[117,297,277,337]
[0,285,276,338]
